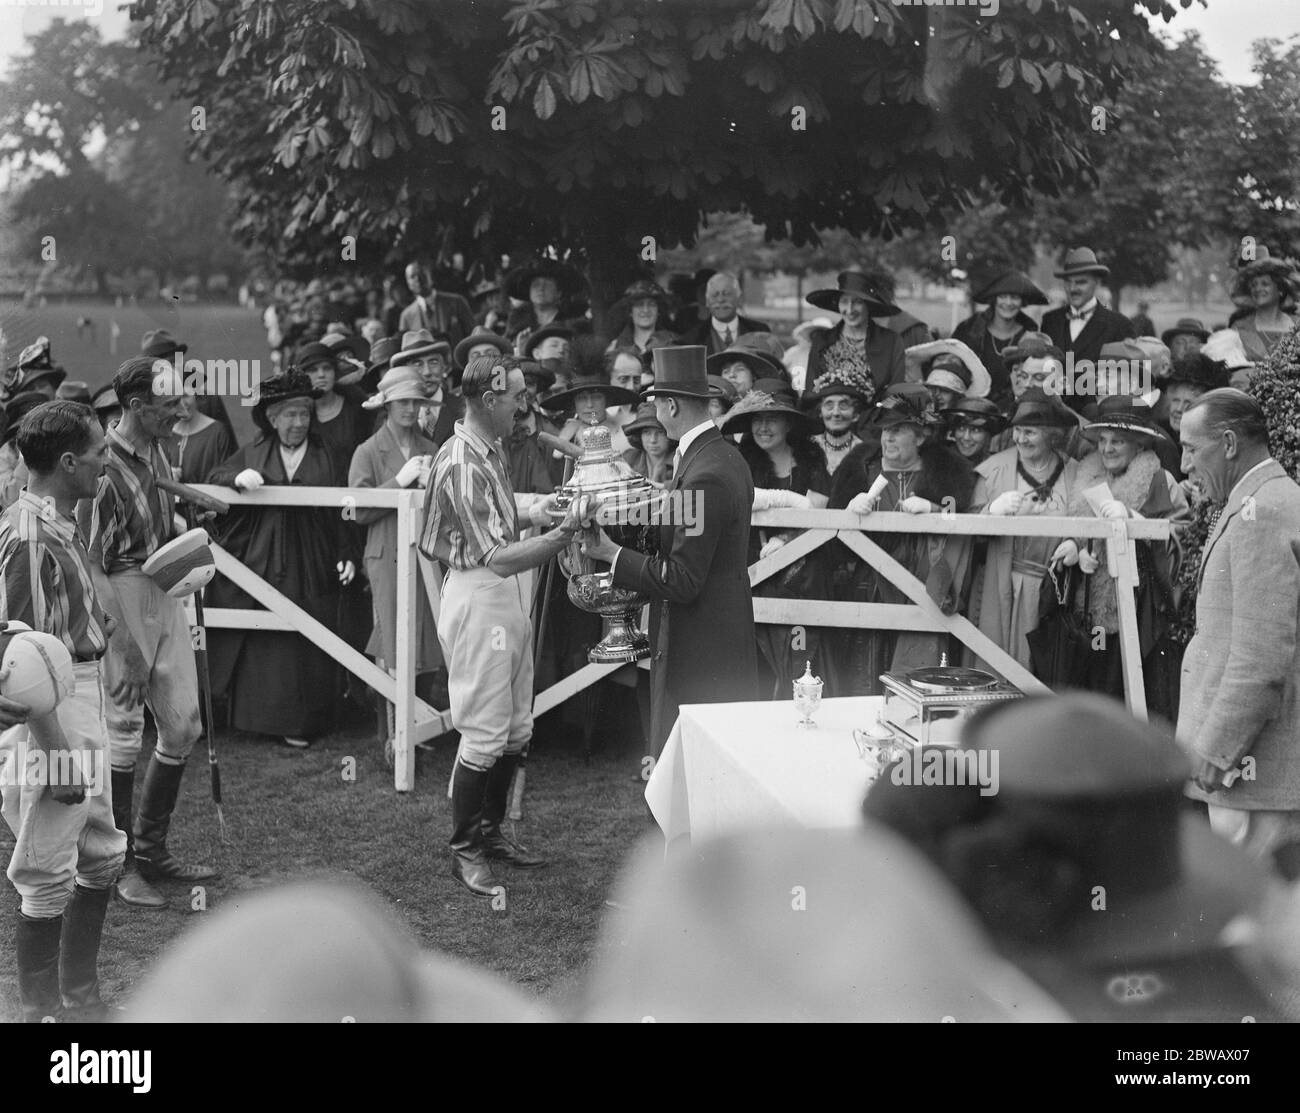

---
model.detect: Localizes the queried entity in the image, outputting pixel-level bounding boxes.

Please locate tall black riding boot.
[481,754,547,869]
[133,756,218,883]
[449,760,499,898]
[110,768,165,908]
[15,914,63,1023]
[60,885,113,1022]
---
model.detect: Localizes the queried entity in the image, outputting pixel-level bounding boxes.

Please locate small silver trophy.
[792,660,824,728]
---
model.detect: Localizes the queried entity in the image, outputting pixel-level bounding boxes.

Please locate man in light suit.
[1040,247,1134,412]
[675,273,771,355]
[582,345,758,756]
[1179,388,1300,862]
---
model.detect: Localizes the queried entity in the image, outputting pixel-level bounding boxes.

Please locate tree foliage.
[126,0,1184,316]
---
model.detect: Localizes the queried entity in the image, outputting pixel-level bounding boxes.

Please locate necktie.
[723,326,733,346]
[1069,307,1092,321]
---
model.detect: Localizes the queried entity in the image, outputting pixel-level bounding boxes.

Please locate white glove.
[847,491,879,515]
[1051,540,1079,566]
[234,468,264,491]
[1098,499,1129,520]
[337,560,356,585]
[758,535,788,559]
[395,456,425,488]
[1077,549,1100,574]
[898,496,933,515]
[988,491,1024,516]
[752,488,811,511]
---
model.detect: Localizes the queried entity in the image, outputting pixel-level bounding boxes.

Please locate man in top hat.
[801,270,907,399]
[0,400,127,1022]
[1039,248,1135,410]
[1161,317,1209,362]
[419,354,585,898]
[141,328,236,440]
[582,345,759,758]
[397,260,474,346]
[1179,389,1300,863]
[675,272,771,355]
[80,357,217,909]
[388,329,462,449]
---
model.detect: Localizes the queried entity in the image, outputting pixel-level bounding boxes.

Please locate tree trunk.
[579,198,655,337]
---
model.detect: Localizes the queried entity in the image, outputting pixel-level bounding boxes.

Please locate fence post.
[1109,520,1149,722]
[393,491,419,791]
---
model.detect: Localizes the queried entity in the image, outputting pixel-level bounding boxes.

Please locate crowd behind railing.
[1,244,1292,750]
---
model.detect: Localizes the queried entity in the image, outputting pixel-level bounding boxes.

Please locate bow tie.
[1069,307,1093,321]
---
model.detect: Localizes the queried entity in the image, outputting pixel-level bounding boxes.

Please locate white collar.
[711,317,738,336]
[675,419,715,464]
[279,440,308,480]
[1070,298,1098,317]
[1227,457,1275,504]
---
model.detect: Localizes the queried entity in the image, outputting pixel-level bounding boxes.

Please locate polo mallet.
[168,483,229,838]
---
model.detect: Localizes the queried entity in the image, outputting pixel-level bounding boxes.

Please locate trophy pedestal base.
[588,614,651,664]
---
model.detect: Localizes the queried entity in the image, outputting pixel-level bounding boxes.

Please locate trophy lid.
[556,422,664,520]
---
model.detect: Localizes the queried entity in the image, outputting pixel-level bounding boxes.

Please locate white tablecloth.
[645,696,885,844]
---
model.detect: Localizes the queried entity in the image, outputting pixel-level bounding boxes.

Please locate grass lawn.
[0,697,655,1022]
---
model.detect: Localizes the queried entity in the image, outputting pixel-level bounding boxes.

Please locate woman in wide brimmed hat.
[827,385,979,694]
[722,380,834,698]
[621,401,677,485]
[1231,249,1298,362]
[941,397,1005,467]
[706,346,783,403]
[207,371,359,749]
[605,279,676,355]
[349,365,443,761]
[802,270,908,400]
[1161,353,1229,442]
[539,366,639,457]
[805,366,873,475]
[504,258,586,344]
[953,270,1046,404]
[908,338,992,411]
[968,387,1080,673]
[1050,394,1189,710]
[294,340,369,483]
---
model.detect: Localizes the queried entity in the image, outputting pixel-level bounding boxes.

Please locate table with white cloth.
[645,696,886,844]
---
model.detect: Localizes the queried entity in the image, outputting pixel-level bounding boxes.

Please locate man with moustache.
[675,273,771,355]
[1178,389,1300,862]
[1039,248,1135,411]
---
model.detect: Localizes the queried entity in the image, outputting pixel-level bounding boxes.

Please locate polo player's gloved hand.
[395,456,425,488]
[234,468,264,491]
[988,491,1024,516]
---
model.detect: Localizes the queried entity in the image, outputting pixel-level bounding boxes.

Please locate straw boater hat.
[720,379,811,436]
[971,270,1048,306]
[390,329,451,369]
[805,270,901,316]
[252,371,319,434]
[141,528,217,599]
[1081,395,1165,442]
[1009,387,1079,428]
[362,367,430,410]
[1160,317,1209,346]
[503,259,584,301]
[942,397,1006,433]
[1054,246,1110,279]
[805,365,875,406]
[454,328,510,371]
[999,331,1065,367]
[907,338,991,399]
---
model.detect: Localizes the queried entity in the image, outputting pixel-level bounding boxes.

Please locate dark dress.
[827,442,978,694]
[741,439,834,698]
[207,435,359,738]
[165,420,238,486]
[952,308,1039,409]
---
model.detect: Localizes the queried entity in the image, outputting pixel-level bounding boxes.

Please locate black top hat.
[504,260,584,301]
[942,397,1006,432]
[1166,353,1229,392]
[1160,317,1210,346]
[971,270,1048,306]
[805,270,902,316]
[720,379,810,436]
[1010,387,1078,428]
[141,328,187,359]
[642,345,712,401]
[1054,247,1111,279]
[253,372,320,435]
